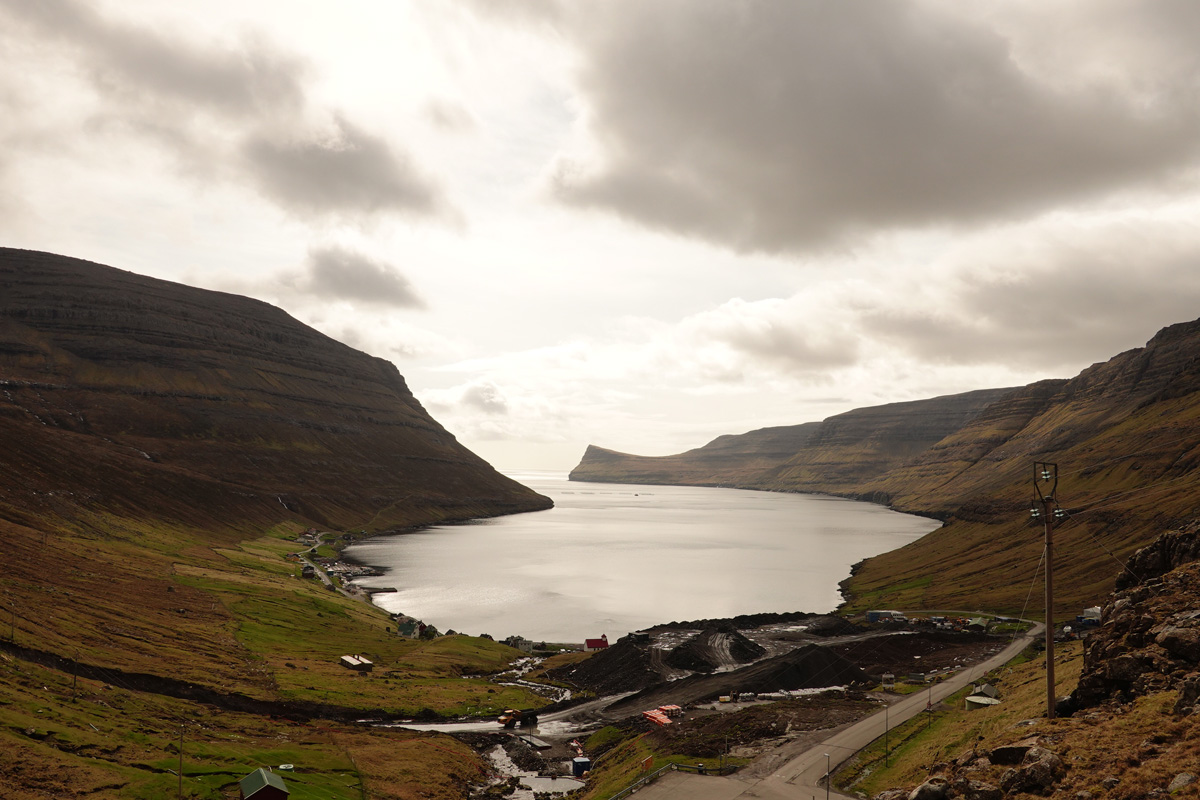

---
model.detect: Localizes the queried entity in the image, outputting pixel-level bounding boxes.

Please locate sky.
[3,1,1200,472]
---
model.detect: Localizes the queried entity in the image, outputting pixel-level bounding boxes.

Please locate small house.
[584,634,609,651]
[503,635,534,653]
[239,768,289,800]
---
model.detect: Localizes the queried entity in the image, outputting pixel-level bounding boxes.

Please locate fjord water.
[345,472,940,643]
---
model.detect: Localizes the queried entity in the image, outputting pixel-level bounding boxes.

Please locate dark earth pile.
[648,691,877,758]
[547,638,661,695]
[829,632,1004,679]
[649,611,815,631]
[664,629,766,672]
[605,643,867,714]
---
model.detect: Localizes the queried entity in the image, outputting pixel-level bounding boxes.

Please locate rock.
[907,777,949,800]
[874,790,909,800]
[1169,772,1195,793]
[1000,746,1066,793]
[1157,626,1200,662]
[950,778,1001,800]
[1105,654,1148,682]
[988,742,1033,765]
[1055,694,1078,718]
[1101,776,1120,789]
[1183,677,1200,714]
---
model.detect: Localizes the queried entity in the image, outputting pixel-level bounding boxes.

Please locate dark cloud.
[862,236,1200,369]
[543,0,1200,253]
[0,0,306,119]
[244,118,448,219]
[302,246,425,308]
[0,0,453,223]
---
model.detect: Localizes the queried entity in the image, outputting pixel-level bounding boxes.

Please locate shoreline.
[332,478,936,642]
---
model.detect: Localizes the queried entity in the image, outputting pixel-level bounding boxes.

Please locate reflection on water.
[345,472,939,642]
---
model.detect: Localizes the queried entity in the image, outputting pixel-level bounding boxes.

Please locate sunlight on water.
[345,472,939,642]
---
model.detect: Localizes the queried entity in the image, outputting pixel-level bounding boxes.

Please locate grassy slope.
[0,510,543,799]
[840,640,1200,799]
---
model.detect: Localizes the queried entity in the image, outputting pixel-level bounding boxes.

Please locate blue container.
[572,757,592,777]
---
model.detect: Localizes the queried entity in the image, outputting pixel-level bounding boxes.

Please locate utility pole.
[177,724,184,800]
[884,703,889,767]
[1030,461,1062,720]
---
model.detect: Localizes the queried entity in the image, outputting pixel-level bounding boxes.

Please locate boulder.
[1173,674,1200,714]
[950,778,1001,800]
[1156,626,1200,662]
[1168,772,1195,793]
[907,777,949,800]
[1000,747,1066,794]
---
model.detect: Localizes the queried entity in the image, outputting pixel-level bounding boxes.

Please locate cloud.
[243,118,449,220]
[0,0,453,224]
[536,0,1200,253]
[296,246,425,308]
[0,0,306,120]
[461,382,509,415]
[861,214,1200,369]
[425,99,478,133]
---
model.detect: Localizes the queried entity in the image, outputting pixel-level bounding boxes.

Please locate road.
[631,623,1043,800]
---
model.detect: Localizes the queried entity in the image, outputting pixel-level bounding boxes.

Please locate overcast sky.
[3,0,1200,471]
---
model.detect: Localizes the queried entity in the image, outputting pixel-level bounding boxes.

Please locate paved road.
[632,623,1043,800]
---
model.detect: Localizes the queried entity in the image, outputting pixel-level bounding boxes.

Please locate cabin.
[584,634,609,651]
[239,768,289,800]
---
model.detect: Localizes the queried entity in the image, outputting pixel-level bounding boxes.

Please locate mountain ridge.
[0,247,551,535]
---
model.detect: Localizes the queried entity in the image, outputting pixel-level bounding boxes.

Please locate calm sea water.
[344,471,940,643]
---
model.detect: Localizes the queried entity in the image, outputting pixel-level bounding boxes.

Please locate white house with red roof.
[584,634,609,651]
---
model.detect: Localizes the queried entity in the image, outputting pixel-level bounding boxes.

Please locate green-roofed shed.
[240,767,289,799]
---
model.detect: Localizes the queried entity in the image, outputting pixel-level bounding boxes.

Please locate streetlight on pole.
[824,753,830,800]
[1030,461,1062,720]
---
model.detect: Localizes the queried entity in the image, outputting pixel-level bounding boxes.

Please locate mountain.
[0,248,553,798]
[571,388,1014,498]
[570,319,1200,617]
[0,247,551,535]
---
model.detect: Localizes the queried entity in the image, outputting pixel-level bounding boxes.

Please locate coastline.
[336,475,938,642]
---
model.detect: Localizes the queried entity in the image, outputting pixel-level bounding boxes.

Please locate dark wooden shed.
[239,767,289,799]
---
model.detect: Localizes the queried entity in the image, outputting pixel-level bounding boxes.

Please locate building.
[584,634,609,651]
[239,768,289,799]
[339,654,373,672]
[503,635,534,653]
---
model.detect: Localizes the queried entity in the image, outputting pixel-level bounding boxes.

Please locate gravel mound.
[664,628,766,672]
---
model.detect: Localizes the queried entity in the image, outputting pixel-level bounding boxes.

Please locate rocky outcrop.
[1074,527,1200,709]
[0,248,551,534]
[872,738,1067,800]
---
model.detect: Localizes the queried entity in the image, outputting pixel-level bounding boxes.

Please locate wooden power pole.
[1031,462,1061,719]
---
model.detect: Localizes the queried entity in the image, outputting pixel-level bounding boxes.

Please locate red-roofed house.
[584,634,609,651]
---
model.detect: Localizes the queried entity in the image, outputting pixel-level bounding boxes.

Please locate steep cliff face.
[570,389,1012,496]
[568,423,821,486]
[0,248,551,535]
